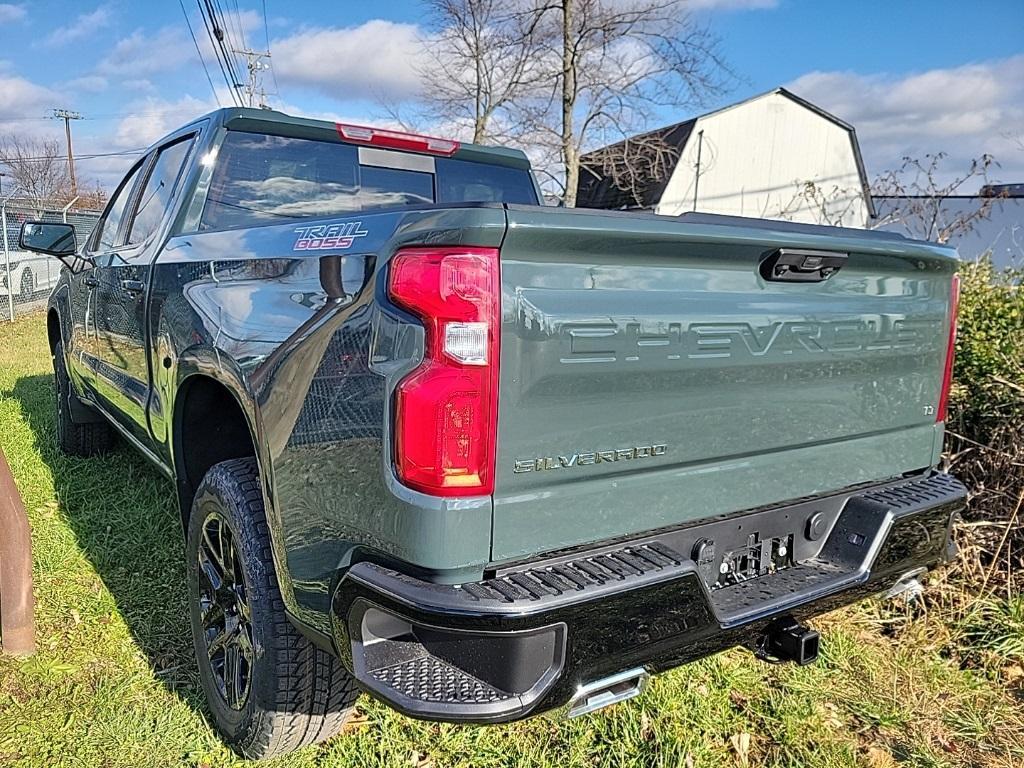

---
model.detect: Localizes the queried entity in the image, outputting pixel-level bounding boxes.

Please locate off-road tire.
[52,340,114,456]
[187,458,358,760]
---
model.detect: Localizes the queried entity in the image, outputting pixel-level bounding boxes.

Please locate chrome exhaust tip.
[564,667,649,719]
[884,567,927,602]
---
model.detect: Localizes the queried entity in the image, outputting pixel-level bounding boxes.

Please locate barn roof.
[576,119,697,211]
[575,88,875,217]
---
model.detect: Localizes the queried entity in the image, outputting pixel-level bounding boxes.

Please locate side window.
[128,136,195,246]
[94,162,143,251]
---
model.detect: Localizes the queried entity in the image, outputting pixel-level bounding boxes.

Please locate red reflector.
[388,247,499,496]
[936,273,960,423]
[336,123,460,156]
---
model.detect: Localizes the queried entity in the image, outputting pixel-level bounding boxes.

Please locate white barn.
[576,88,874,228]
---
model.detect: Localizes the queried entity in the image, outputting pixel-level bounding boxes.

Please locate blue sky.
[1,0,1022,191]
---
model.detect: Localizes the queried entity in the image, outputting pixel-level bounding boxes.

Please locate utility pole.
[231,48,272,108]
[51,109,83,197]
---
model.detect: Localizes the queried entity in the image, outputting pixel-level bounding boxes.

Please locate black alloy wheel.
[197,511,255,710]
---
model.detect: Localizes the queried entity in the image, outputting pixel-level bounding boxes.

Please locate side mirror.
[19,221,77,258]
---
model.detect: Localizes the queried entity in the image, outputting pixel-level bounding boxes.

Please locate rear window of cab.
[199,131,538,231]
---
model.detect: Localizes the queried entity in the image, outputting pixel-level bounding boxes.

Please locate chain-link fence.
[1,200,101,322]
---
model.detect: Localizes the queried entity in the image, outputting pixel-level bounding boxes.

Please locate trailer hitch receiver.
[757,617,819,666]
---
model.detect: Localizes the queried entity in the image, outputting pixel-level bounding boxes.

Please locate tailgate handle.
[760,248,847,283]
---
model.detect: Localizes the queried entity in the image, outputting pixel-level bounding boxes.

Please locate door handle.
[82,276,98,287]
[120,279,146,294]
[760,248,848,283]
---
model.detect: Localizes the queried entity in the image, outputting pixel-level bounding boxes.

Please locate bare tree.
[768,179,864,228]
[395,0,546,144]
[388,1,728,203]
[516,0,728,206]
[75,180,108,211]
[872,153,1002,243]
[0,134,72,207]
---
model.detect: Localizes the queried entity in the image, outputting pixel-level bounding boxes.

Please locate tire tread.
[192,458,357,760]
[52,341,114,457]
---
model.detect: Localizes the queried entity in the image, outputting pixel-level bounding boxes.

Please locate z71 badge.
[514,444,667,474]
[293,222,368,250]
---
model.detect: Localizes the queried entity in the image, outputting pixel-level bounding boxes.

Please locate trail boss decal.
[514,443,667,474]
[293,222,369,250]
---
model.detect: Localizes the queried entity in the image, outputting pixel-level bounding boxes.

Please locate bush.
[951,259,1024,421]
[930,259,1024,680]
[945,259,1024,586]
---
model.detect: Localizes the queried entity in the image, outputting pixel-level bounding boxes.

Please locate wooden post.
[0,445,34,656]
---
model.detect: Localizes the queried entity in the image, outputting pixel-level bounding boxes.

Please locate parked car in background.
[1,251,62,300]
[20,108,967,759]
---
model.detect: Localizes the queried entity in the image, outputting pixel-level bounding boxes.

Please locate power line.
[0,148,146,164]
[205,0,245,103]
[179,0,221,106]
[199,0,234,96]
[2,107,220,123]
[211,0,241,71]
[209,0,273,109]
[197,0,241,106]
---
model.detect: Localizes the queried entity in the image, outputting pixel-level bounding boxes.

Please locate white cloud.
[0,73,61,122]
[0,3,25,23]
[44,6,111,47]
[66,75,108,93]
[97,26,192,77]
[112,95,216,149]
[272,21,425,102]
[787,55,1024,186]
[97,10,264,89]
[122,78,156,93]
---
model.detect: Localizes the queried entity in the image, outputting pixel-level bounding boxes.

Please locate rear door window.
[93,162,144,251]
[200,131,538,231]
[128,136,195,246]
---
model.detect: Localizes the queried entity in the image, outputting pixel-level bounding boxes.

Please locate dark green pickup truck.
[20,108,966,759]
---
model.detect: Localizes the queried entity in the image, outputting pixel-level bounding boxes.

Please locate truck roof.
[165,106,532,170]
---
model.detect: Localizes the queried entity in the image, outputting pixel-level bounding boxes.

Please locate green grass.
[1,311,1023,768]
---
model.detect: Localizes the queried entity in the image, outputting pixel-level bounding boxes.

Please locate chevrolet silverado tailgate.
[492,208,958,563]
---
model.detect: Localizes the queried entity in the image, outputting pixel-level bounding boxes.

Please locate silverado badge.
[514,444,667,474]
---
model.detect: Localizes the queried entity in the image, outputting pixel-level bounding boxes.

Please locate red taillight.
[936,273,960,423]
[335,123,460,156]
[388,247,500,496]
